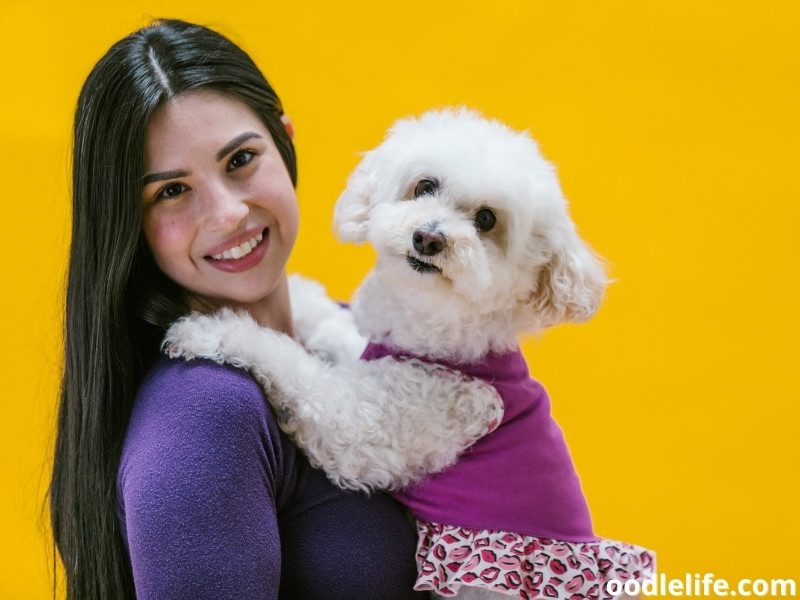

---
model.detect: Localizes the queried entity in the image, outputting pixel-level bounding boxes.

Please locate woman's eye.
[414,178,439,198]
[156,182,188,201]
[228,149,255,171]
[474,208,497,232]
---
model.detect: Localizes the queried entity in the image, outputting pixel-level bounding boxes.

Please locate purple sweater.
[117,356,422,599]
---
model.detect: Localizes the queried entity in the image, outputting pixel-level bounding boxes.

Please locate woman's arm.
[117,358,290,599]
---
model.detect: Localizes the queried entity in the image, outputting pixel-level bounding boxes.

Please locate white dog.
[165,108,654,599]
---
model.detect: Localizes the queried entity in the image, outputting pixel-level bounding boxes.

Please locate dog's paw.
[475,386,505,439]
[163,312,221,361]
[289,274,366,364]
[460,382,505,445]
[303,320,366,365]
[162,308,255,363]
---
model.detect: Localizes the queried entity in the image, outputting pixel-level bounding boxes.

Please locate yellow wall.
[2,1,798,597]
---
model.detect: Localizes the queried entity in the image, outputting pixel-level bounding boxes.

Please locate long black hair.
[49,19,297,599]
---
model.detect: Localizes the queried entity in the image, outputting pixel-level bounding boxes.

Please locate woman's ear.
[529,226,608,328]
[333,152,375,244]
[280,114,295,140]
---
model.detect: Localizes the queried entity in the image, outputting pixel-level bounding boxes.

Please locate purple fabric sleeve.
[117,357,421,599]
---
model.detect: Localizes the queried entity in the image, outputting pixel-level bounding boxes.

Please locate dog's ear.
[333,153,375,244]
[528,226,608,328]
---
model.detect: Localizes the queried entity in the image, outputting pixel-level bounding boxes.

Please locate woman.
[49,19,422,599]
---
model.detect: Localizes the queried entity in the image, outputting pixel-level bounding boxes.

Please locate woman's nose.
[202,182,249,232]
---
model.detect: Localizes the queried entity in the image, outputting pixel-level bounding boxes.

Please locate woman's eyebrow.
[142,169,189,186]
[141,132,264,185]
[216,132,263,162]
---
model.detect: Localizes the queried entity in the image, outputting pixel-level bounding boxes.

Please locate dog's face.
[334,108,606,330]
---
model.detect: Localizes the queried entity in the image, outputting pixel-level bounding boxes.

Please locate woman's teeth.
[212,232,263,260]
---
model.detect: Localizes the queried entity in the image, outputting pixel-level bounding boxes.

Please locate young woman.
[49,19,422,599]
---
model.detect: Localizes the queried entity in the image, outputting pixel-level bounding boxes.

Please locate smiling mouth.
[406,255,442,274]
[209,230,265,261]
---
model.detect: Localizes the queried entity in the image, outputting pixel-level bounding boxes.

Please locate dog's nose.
[412,227,446,256]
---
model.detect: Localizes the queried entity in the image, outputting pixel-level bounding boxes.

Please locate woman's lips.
[204,228,269,273]
[210,231,263,260]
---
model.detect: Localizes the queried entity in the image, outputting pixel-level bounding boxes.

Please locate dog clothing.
[117,356,423,599]
[362,342,656,599]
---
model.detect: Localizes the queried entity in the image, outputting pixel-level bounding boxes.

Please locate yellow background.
[2,1,798,597]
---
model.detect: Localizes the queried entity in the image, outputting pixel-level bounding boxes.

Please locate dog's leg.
[164,309,503,492]
[288,274,366,364]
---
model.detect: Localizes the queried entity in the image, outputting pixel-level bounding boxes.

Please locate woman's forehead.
[144,90,268,166]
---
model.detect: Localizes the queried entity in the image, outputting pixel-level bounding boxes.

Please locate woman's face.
[142,89,299,324]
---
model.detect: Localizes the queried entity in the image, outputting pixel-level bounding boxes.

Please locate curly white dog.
[165,108,654,599]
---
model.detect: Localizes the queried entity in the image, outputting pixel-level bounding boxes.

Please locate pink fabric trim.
[413,521,656,598]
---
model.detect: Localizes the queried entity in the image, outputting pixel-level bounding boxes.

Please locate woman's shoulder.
[122,356,281,470]
[141,354,261,398]
[135,355,267,424]
[119,355,293,499]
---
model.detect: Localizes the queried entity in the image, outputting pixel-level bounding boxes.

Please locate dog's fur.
[165,108,608,597]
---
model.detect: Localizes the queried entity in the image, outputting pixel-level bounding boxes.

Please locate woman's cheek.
[144,210,193,266]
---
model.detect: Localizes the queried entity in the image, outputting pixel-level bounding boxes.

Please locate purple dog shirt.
[361,342,597,543]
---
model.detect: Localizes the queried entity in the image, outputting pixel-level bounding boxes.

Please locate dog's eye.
[474,208,497,232]
[414,179,439,198]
